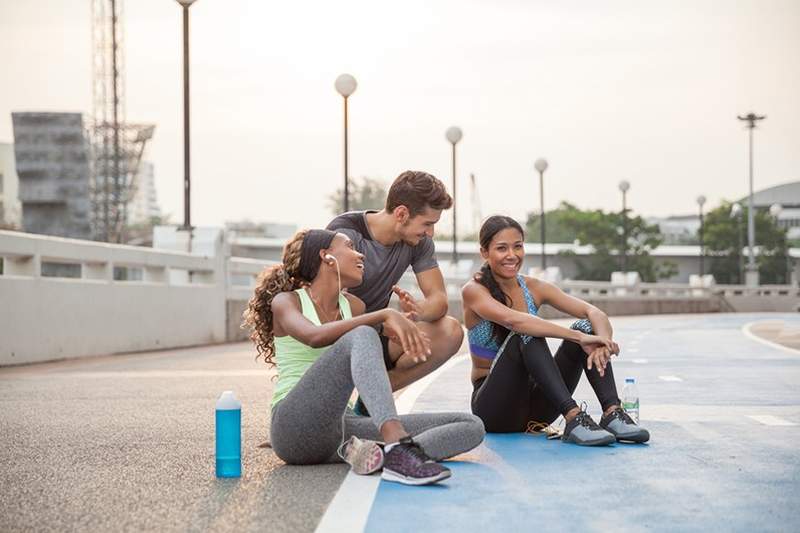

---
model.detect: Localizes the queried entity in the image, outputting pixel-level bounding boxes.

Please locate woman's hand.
[578,334,620,377]
[382,309,431,363]
[578,333,615,355]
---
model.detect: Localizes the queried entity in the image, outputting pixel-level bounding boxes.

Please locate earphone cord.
[332,257,343,320]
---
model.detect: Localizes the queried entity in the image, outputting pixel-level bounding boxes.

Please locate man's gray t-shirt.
[326,211,439,313]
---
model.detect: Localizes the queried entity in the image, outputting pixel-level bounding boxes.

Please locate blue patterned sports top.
[467,275,538,360]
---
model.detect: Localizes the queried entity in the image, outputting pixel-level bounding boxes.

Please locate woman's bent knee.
[342,324,381,345]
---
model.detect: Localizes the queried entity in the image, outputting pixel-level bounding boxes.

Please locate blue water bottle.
[215,390,242,478]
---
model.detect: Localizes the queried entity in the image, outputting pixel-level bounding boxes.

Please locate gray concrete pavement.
[0,342,346,533]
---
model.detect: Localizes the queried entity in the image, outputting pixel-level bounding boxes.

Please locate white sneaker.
[337,436,384,475]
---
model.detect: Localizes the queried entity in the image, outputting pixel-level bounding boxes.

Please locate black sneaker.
[562,407,616,446]
[381,437,451,486]
[600,407,650,443]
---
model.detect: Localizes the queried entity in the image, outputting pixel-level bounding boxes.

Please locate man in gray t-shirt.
[326,171,464,393]
[327,210,438,313]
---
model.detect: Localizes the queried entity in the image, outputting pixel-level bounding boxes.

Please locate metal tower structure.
[90,0,154,243]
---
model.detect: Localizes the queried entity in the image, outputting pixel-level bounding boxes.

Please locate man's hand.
[382,309,431,363]
[392,286,422,321]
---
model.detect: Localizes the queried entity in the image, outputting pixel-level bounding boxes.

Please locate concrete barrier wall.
[2,229,796,366]
[0,231,228,366]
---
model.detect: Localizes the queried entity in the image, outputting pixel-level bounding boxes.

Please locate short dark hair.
[385,170,453,216]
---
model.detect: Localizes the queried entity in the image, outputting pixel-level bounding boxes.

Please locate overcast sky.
[1,0,798,233]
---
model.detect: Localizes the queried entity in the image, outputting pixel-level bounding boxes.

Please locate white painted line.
[626,348,640,353]
[747,415,797,426]
[315,353,468,533]
[395,354,468,414]
[658,375,683,382]
[741,321,800,356]
[631,358,648,364]
[314,472,381,533]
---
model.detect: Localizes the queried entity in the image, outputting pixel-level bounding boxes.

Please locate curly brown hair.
[241,230,308,366]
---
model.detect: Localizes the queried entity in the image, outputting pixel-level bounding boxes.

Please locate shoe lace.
[399,439,431,463]
[575,402,602,430]
[614,407,636,425]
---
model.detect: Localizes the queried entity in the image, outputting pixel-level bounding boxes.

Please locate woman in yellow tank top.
[243,229,484,486]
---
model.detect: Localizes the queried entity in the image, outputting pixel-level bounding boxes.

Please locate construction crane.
[90,0,154,243]
[470,173,483,234]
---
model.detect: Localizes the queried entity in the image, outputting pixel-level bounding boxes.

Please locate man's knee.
[431,315,464,359]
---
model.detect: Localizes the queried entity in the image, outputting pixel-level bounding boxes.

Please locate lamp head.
[334,74,358,97]
[534,158,548,173]
[618,180,630,193]
[445,126,463,145]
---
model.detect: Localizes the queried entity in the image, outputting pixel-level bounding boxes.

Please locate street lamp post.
[737,112,766,286]
[176,0,198,251]
[335,74,357,212]
[697,195,706,277]
[618,180,630,272]
[730,203,744,284]
[445,126,463,269]
[534,158,549,271]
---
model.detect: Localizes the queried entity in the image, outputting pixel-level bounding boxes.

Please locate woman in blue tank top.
[462,216,650,445]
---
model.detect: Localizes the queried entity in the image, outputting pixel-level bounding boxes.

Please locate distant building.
[225,220,297,239]
[127,161,161,224]
[650,180,800,244]
[0,143,22,227]
[647,214,699,245]
[11,112,92,239]
[739,180,800,241]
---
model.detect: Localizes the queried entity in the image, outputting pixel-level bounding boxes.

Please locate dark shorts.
[379,333,396,370]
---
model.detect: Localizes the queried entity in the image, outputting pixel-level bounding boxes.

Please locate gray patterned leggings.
[270,325,485,464]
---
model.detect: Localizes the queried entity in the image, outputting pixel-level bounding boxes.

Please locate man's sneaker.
[562,409,616,446]
[600,407,650,443]
[337,436,384,475]
[381,437,451,486]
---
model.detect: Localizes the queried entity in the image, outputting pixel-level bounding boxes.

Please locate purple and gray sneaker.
[381,437,451,486]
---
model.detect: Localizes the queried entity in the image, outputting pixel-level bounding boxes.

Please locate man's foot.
[600,407,650,443]
[337,436,384,475]
[562,409,616,446]
[381,437,451,485]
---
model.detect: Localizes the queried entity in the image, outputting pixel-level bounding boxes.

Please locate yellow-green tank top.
[271,288,353,408]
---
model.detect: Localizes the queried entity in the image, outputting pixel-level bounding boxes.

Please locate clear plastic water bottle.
[621,377,640,423]
[215,390,242,478]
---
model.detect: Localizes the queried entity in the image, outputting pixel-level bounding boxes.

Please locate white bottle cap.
[216,390,242,410]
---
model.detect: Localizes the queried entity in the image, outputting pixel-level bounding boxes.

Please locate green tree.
[525,203,578,244]
[704,202,789,284]
[550,202,670,282]
[327,177,387,215]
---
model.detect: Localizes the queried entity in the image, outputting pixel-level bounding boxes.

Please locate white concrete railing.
[2,229,797,365]
[0,230,236,366]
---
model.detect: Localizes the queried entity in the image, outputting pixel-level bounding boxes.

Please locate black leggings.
[470,331,621,433]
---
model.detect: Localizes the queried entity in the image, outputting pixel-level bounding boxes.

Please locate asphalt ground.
[1,313,799,532]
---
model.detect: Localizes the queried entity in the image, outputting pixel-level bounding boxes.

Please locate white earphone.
[324,254,337,263]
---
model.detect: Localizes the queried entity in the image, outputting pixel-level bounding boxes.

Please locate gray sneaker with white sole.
[562,411,616,446]
[600,407,650,443]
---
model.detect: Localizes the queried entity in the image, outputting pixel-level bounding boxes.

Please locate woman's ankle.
[379,419,408,444]
[564,407,581,423]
